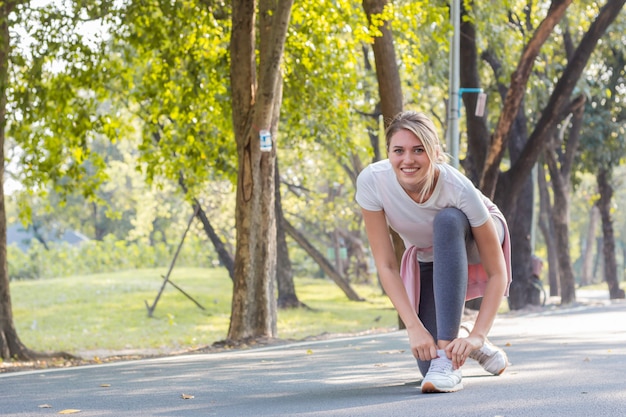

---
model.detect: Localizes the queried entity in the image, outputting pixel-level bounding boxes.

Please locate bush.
[8,235,217,280]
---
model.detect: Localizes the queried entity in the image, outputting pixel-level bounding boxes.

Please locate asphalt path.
[2,296,625,417]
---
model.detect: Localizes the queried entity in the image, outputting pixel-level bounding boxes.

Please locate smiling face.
[388,129,432,194]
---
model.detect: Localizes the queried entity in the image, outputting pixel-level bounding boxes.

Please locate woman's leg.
[432,207,470,346]
[417,262,436,376]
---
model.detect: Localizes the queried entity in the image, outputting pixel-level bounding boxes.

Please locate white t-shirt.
[355,160,493,262]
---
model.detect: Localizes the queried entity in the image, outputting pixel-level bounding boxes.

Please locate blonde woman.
[356,111,511,393]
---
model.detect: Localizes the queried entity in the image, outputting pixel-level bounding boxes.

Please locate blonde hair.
[385,111,449,202]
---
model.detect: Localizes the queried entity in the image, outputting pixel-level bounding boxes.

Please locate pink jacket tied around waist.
[400,209,512,315]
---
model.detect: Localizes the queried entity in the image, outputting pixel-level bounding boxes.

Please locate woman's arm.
[361,208,438,361]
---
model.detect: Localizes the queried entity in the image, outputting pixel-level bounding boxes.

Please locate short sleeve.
[355,166,383,211]
[459,185,490,227]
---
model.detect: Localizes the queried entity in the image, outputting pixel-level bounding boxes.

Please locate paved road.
[2,299,625,417]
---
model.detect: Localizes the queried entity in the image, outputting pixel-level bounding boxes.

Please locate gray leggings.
[416,208,471,376]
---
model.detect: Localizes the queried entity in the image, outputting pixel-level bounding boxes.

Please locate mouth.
[401,167,419,173]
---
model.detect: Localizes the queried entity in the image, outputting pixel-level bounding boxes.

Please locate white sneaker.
[421,349,463,393]
[460,321,508,376]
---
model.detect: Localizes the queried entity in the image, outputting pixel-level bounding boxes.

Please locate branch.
[501,0,626,213]
[480,0,572,197]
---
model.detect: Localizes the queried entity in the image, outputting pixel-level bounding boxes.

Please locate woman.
[355,111,511,393]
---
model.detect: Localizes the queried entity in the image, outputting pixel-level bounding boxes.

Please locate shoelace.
[428,356,453,374]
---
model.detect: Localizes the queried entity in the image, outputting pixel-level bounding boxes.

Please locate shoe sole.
[421,381,464,393]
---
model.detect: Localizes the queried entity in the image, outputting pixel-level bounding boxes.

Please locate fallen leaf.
[583,357,590,362]
[181,394,195,400]
[306,349,313,355]
[58,409,81,414]
[38,404,52,408]
[100,384,111,387]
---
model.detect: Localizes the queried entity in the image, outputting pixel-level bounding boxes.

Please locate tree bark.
[545,149,576,305]
[193,199,235,280]
[543,99,585,305]
[176,173,235,281]
[283,219,363,302]
[228,0,293,341]
[459,5,489,183]
[0,0,28,361]
[362,0,403,126]
[361,0,405,264]
[596,169,626,300]
[537,161,560,297]
[581,205,600,286]
[362,0,405,324]
[275,161,304,309]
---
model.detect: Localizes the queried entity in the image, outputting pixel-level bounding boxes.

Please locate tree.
[0,0,26,361]
[227,0,293,340]
[461,0,625,307]
[489,0,626,215]
[579,33,626,299]
[361,0,406,268]
[544,98,585,305]
[1,1,111,359]
[537,160,560,296]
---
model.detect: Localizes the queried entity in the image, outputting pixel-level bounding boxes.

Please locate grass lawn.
[10,268,398,358]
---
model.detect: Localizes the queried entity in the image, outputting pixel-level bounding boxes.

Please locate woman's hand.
[445,335,484,369]
[407,326,438,362]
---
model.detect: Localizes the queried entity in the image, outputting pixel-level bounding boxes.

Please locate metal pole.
[447,0,460,168]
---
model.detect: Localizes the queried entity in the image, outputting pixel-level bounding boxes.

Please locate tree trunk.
[361,0,406,265]
[228,0,293,341]
[596,169,626,300]
[339,229,371,284]
[537,161,560,297]
[540,97,582,305]
[546,156,576,304]
[463,12,537,309]
[362,0,405,324]
[176,173,236,281]
[581,205,600,286]
[0,0,28,361]
[459,5,489,183]
[283,219,363,302]
[275,161,304,309]
[362,0,403,126]
[193,200,235,281]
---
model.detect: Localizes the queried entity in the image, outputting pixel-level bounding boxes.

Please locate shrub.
[8,235,217,280]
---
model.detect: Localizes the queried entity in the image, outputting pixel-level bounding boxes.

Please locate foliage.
[107,0,237,193]
[11,268,396,353]
[7,1,119,204]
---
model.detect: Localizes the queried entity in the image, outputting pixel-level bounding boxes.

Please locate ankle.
[436,340,451,350]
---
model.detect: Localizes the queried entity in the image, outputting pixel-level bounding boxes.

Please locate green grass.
[11,268,397,357]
